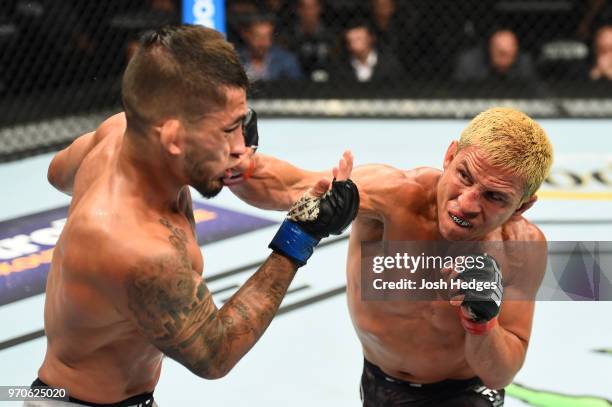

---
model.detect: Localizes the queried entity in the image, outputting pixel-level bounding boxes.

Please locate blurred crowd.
[228,0,612,84]
[1,0,612,100]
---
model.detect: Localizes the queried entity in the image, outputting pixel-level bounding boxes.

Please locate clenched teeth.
[450,214,471,228]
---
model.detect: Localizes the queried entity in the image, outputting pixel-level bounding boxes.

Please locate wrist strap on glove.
[458,308,498,335]
[242,159,256,181]
[269,219,320,267]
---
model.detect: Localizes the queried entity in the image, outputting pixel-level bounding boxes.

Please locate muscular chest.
[352,211,437,242]
[384,211,439,241]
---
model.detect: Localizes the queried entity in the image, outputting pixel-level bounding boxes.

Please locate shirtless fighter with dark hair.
[30,25,359,406]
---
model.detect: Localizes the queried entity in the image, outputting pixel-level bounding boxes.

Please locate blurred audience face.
[592,26,612,80]
[489,30,519,73]
[371,0,396,27]
[595,26,612,59]
[244,21,275,60]
[346,26,375,61]
[297,0,322,30]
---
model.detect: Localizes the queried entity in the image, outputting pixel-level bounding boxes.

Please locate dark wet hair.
[122,25,249,135]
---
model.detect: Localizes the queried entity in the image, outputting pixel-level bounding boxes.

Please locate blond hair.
[457,107,553,199]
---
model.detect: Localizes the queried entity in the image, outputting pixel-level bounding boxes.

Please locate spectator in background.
[369,0,424,76]
[238,16,302,81]
[263,0,291,26]
[281,0,334,81]
[226,0,259,47]
[454,29,538,82]
[576,0,611,42]
[370,0,398,51]
[590,25,612,80]
[330,21,403,83]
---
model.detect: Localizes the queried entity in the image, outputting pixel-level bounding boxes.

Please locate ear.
[511,195,537,218]
[443,141,459,170]
[159,119,183,156]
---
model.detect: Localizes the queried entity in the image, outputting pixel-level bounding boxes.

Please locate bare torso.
[345,167,537,383]
[39,126,202,402]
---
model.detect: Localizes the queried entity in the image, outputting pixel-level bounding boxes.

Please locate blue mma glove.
[269,179,359,267]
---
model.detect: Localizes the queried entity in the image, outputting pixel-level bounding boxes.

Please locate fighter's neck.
[117,132,184,213]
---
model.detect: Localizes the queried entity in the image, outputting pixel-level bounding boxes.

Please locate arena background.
[1,1,612,406]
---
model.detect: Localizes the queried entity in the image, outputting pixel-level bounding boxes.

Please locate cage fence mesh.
[1,0,612,161]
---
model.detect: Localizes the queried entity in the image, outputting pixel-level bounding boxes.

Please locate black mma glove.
[243,107,258,152]
[269,179,359,267]
[458,254,503,323]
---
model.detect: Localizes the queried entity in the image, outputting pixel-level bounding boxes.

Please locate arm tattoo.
[124,218,297,378]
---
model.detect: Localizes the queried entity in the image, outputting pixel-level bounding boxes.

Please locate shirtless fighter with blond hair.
[230,107,553,406]
[31,25,359,406]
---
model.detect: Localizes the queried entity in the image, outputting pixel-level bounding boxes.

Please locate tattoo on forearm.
[124,219,297,377]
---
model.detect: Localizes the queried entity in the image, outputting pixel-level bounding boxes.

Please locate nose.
[229,128,246,158]
[456,187,481,217]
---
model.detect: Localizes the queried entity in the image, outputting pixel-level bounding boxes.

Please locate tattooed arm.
[121,226,297,379]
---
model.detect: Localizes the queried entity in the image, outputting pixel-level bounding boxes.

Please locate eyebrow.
[459,161,473,181]
[460,160,515,200]
[224,113,247,129]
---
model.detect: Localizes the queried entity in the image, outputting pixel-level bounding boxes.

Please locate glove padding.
[269,179,359,266]
[287,179,360,240]
[243,108,258,152]
[458,254,503,322]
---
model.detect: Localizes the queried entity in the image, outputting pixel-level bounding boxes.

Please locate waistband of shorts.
[32,378,155,407]
[363,358,482,392]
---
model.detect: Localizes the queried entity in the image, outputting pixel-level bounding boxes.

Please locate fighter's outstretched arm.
[228,151,348,211]
[47,113,125,195]
[230,152,404,221]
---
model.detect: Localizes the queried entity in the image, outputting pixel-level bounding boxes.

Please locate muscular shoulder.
[353,164,439,218]
[63,208,168,273]
[502,216,546,243]
[94,113,126,141]
[65,215,193,305]
[499,217,547,291]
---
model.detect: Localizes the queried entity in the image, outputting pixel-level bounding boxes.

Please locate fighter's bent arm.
[463,300,534,389]
[463,231,547,389]
[123,246,297,380]
[47,113,125,195]
[47,131,97,195]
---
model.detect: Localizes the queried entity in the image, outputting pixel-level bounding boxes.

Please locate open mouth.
[222,168,244,185]
[449,212,472,228]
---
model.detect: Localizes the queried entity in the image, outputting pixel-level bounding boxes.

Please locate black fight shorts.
[360,359,504,407]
